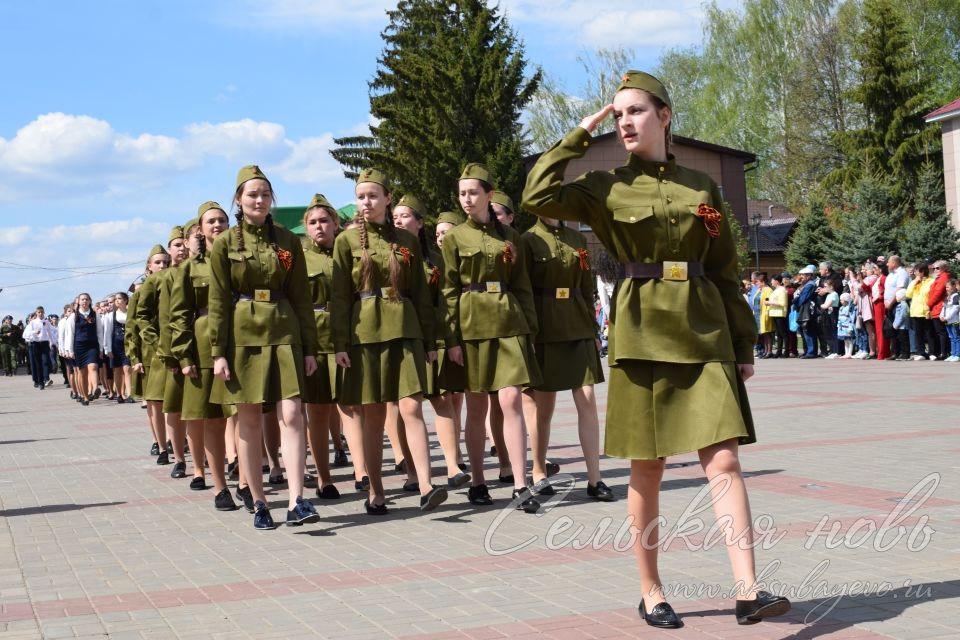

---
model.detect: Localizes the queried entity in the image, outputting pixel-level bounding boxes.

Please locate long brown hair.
[358,189,404,302]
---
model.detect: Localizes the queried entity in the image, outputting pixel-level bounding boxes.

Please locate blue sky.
[0,0,729,317]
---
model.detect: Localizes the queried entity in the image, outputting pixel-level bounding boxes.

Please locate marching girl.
[127,249,168,460]
[522,71,790,627]
[169,203,239,510]
[58,304,78,400]
[301,194,354,500]
[102,292,133,403]
[520,218,614,501]
[209,165,319,530]
[392,195,469,487]
[441,164,542,513]
[60,293,104,405]
[137,227,189,476]
[330,168,448,515]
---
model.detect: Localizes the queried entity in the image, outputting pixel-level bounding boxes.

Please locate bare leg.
[360,403,387,505]
[337,405,366,483]
[523,389,555,483]
[450,392,465,467]
[497,386,528,491]
[305,403,334,488]
[147,400,166,453]
[262,407,282,478]
[487,396,511,476]
[225,414,238,465]
[278,398,307,509]
[464,392,489,486]
[186,419,204,478]
[384,401,406,468]
[571,386,602,485]
[629,459,668,607]
[204,418,227,491]
[237,404,265,503]
[398,395,437,495]
[429,395,463,477]
[166,412,186,464]
[698,439,759,599]
[329,410,345,456]
[122,365,132,399]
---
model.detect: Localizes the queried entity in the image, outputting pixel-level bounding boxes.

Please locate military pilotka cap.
[236,164,270,190]
[616,70,672,110]
[183,217,199,232]
[356,168,388,189]
[168,226,184,244]
[436,211,465,226]
[146,244,168,265]
[490,191,515,213]
[459,162,494,185]
[306,193,335,211]
[197,200,224,218]
[397,194,425,218]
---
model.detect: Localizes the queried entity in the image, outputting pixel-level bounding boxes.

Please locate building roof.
[924,98,960,123]
[524,131,757,165]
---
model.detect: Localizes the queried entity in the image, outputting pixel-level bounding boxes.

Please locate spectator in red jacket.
[927,260,951,360]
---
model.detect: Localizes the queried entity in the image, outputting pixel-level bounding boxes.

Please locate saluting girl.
[442,163,541,513]
[209,165,320,530]
[330,169,448,515]
[522,71,790,628]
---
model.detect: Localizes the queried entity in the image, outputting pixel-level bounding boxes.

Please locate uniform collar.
[536,218,564,235]
[626,153,676,178]
[466,216,496,232]
[308,239,334,255]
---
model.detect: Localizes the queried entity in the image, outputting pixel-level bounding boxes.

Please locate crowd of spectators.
[744,256,960,361]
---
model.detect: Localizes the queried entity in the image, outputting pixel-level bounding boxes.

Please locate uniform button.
[658,166,665,172]
[666,197,672,203]
[583,141,589,147]
[629,216,636,222]
[671,218,677,224]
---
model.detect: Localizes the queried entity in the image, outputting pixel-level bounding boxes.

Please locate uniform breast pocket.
[530,244,558,265]
[227,251,252,286]
[612,205,654,224]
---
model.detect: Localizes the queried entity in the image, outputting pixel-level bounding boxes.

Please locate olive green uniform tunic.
[156,266,185,413]
[134,272,168,402]
[425,248,466,395]
[124,289,144,398]
[301,239,340,405]
[521,219,604,391]
[441,217,542,392]
[168,254,236,420]
[522,127,757,459]
[330,221,435,405]
[208,220,316,404]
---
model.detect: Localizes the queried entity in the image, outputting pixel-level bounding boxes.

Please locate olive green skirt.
[143,358,168,402]
[131,368,144,399]
[463,335,542,393]
[210,343,305,405]
[302,353,340,405]
[425,347,467,397]
[340,339,426,405]
[605,360,756,460]
[162,370,184,414]
[531,338,604,392]
[181,368,236,421]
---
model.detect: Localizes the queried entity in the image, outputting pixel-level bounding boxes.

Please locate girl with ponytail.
[442,163,541,513]
[330,169,447,515]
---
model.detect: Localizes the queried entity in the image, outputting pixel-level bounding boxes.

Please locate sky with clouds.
[0,0,733,318]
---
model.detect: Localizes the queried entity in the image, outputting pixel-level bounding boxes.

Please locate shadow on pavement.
[0,502,125,517]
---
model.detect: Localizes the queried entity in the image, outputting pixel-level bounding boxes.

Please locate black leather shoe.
[150,442,160,456]
[170,461,187,479]
[532,478,555,496]
[545,462,560,477]
[587,480,615,502]
[156,451,170,465]
[332,449,349,467]
[419,486,448,511]
[498,473,514,484]
[402,481,420,492]
[447,472,471,488]
[735,591,791,625]
[354,476,370,492]
[316,484,341,500]
[214,488,238,511]
[467,484,493,506]
[364,499,388,516]
[236,485,255,513]
[512,488,540,514]
[639,599,683,628]
[189,476,206,491]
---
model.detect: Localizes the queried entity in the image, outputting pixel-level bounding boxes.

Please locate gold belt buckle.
[556,287,570,299]
[662,261,688,281]
[485,282,501,293]
[254,289,271,302]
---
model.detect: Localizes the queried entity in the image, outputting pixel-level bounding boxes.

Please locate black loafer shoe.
[447,472,471,488]
[639,599,683,629]
[189,476,206,491]
[150,442,160,456]
[253,501,277,530]
[364,499,388,516]
[236,485,255,513]
[395,459,407,474]
[166,440,174,454]
[227,458,239,480]
[316,484,341,500]
[467,484,493,506]
[156,451,170,466]
[354,475,370,492]
[735,591,791,625]
[498,473,514,484]
[532,478,555,496]
[545,462,560,477]
[419,486,448,511]
[489,445,497,457]
[402,481,420,493]
[268,473,285,485]
[333,449,349,467]
[457,462,467,472]
[512,488,540,514]
[302,473,317,488]
[214,488,238,511]
[587,481,615,502]
[170,461,187,479]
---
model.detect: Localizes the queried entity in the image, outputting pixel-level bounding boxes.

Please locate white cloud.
[274,133,343,184]
[230,0,394,28]
[580,9,703,49]
[0,226,30,246]
[184,119,287,163]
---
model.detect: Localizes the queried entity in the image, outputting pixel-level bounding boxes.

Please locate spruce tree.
[330,0,541,222]
[827,175,903,266]
[900,162,960,264]
[784,198,835,272]
[826,0,938,199]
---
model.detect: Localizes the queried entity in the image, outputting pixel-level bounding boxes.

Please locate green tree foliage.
[900,162,960,263]
[330,0,541,220]
[525,48,633,151]
[784,198,835,271]
[826,174,903,265]
[826,0,939,199]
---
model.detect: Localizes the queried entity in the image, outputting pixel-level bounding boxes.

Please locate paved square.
[1,358,958,639]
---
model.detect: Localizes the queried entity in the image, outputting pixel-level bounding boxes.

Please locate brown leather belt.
[533,287,581,299]
[464,282,509,293]
[622,261,704,281]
